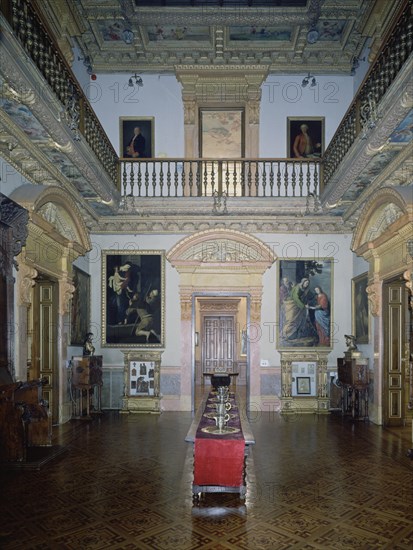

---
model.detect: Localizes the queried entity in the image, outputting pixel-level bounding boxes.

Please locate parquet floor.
[0,392,412,550]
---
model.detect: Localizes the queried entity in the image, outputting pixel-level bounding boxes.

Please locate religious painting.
[70,266,90,346]
[278,259,333,349]
[296,377,311,395]
[102,251,165,347]
[199,108,244,158]
[120,116,154,159]
[352,272,369,344]
[287,117,324,159]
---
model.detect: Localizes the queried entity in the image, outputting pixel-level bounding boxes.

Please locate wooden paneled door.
[383,279,409,426]
[202,316,235,374]
[32,279,58,424]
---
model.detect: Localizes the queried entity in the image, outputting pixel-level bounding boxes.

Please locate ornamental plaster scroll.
[366,273,381,317]
[59,278,75,316]
[18,261,38,307]
[180,291,193,321]
[183,99,196,125]
[38,202,78,241]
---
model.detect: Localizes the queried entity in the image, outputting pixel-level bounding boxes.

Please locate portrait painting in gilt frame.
[287,116,325,159]
[352,272,369,344]
[70,266,91,346]
[278,258,333,349]
[102,250,165,347]
[120,116,154,159]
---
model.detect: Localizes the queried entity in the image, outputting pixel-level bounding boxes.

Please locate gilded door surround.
[175,66,268,160]
[167,228,276,410]
[352,185,413,425]
[10,184,91,424]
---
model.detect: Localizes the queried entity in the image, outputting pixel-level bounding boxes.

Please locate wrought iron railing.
[120,158,321,198]
[323,0,413,186]
[3,0,119,188]
[2,0,411,199]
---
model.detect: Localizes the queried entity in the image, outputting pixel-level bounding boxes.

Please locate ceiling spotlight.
[301,73,317,88]
[128,73,143,87]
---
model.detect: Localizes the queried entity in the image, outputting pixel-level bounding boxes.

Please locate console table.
[185,391,255,498]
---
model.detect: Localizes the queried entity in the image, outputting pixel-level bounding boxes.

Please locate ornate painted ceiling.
[38,0,399,75]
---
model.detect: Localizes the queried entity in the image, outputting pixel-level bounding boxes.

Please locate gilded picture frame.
[287,116,324,159]
[278,258,333,349]
[102,250,165,347]
[199,108,244,158]
[352,272,369,344]
[70,266,91,346]
[120,116,154,159]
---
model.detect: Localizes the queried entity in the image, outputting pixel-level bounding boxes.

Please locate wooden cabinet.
[71,356,103,418]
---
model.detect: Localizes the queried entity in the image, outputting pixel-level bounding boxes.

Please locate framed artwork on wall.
[199,108,244,158]
[70,266,90,346]
[287,116,324,159]
[352,272,369,344]
[278,258,333,349]
[296,376,311,395]
[102,250,165,347]
[120,116,154,158]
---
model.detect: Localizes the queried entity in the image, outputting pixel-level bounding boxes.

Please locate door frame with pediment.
[167,228,276,412]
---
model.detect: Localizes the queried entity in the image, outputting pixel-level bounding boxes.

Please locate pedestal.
[121,350,162,414]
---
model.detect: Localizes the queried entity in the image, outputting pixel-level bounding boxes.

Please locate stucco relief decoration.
[366,274,381,317]
[182,239,263,263]
[364,203,404,242]
[60,279,76,316]
[38,202,77,241]
[18,262,38,306]
[183,99,196,125]
[180,292,193,321]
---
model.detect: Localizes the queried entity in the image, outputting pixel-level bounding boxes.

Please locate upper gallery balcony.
[0,0,412,227]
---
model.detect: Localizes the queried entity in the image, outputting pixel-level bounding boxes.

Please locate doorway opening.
[193,294,249,412]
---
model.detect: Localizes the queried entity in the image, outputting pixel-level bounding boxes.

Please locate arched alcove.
[167,228,276,410]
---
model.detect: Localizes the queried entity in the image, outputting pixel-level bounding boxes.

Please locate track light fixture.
[128,73,143,87]
[301,73,317,88]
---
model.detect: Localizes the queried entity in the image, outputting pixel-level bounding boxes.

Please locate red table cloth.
[193,392,245,487]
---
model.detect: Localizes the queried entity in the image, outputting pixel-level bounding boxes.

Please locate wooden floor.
[0,394,412,550]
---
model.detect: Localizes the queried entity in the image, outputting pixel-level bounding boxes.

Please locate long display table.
[185,390,255,498]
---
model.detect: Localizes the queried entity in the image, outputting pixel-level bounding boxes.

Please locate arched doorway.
[10,184,91,424]
[167,228,276,411]
[352,185,413,426]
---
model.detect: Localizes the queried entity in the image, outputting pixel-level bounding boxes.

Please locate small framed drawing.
[120,116,154,158]
[287,116,324,159]
[102,250,164,347]
[70,266,90,346]
[297,377,311,395]
[352,272,369,344]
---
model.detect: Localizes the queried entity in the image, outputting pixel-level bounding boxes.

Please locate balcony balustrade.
[1,0,412,200]
[120,158,320,198]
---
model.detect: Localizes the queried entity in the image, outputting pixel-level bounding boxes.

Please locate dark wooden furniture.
[337,351,369,421]
[71,356,103,418]
[0,379,52,463]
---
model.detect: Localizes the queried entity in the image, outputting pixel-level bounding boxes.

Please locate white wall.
[260,74,355,156]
